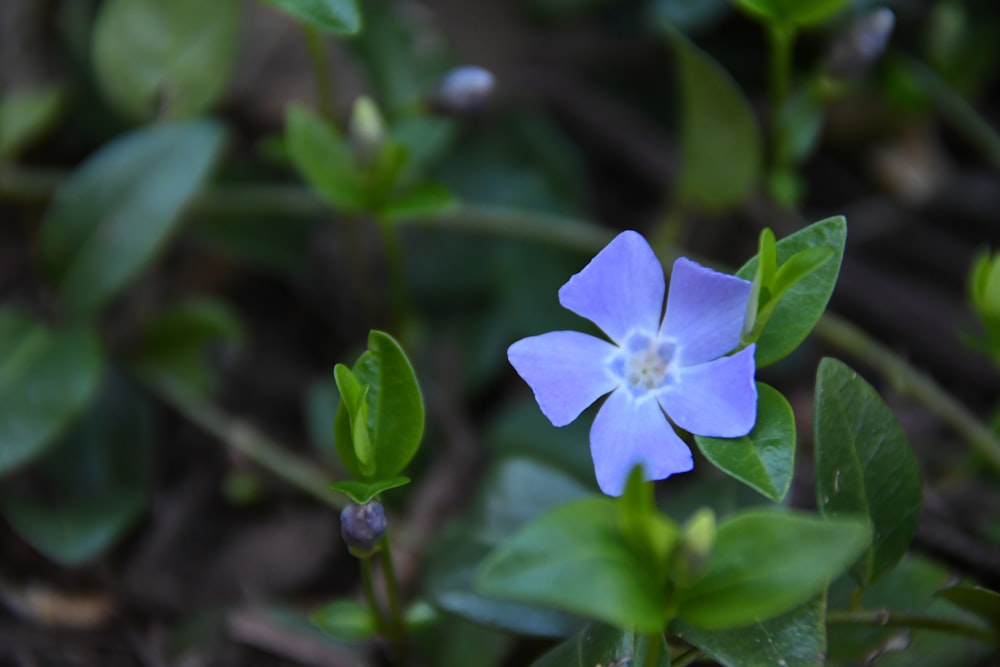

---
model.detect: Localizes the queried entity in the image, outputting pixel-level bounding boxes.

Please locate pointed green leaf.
[1,373,152,565]
[379,181,456,222]
[333,363,369,480]
[675,509,869,629]
[329,476,410,504]
[695,383,795,503]
[92,0,240,120]
[261,0,361,35]
[531,623,670,667]
[814,358,922,587]
[737,216,846,366]
[674,595,826,667]
[311,599,377,642]
[37,121,225,319]
[734,0,850,27]
[285,104,366,212]
[476,498,668,632]
[616,466,679,579]
[0,311,103,476]
[666,25,762,212]
[130,298,242,396]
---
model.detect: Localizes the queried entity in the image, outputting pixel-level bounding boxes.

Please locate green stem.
[643,631,663,667]
[827,610,993,642]
[146,381,345,509]
[361,556,388,632]
[768,24,795,167]
[813,314,1000,475]
[380,532,408,665]
[302,25,336,124]
[671,647,704,667]
[376,219,410,332]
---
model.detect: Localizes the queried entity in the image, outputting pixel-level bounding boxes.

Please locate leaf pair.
[330,331,424,503]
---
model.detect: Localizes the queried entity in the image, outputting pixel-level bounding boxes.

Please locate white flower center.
[608,331,677,398]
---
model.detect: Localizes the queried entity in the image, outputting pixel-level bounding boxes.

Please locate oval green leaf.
[814,358,923,587]
[424,457,591,637]
[695,383,795,503]
[674,596,825,667]
[675,509,869,629]
[531,623,670,667]
[0,373,152,566]
[92,0,240,121]
[666,25,762,212]
[311,599,377,642]
[476,497,668,633]
[333,331,424,481]
[261,0,361,35]
[936,585,1000,638]
[737,215,846,367]
[0,86,65,160]
[0,311,103,476]
[286,104,366,212]
[37,120,225,319]
[734,0,850,27]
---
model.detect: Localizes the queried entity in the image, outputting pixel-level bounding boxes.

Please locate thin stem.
[643,631,663,667]
[827,609,994,643]
[302,25,336,124]
[146,381,345,509]
[361,556,388,633]
[380,532,408,665]
[671,647,704,667]
[813,314,1000,475]
[376,219,410,332]
[768,24,795,167]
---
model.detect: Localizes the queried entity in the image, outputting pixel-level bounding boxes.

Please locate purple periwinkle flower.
[507,231,758,496]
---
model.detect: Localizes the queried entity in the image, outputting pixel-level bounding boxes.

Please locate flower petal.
[660,257,752,366]
[558,231,664,344]
[590,389,693,496]
[657,345,757,437]
[508,331,618,427]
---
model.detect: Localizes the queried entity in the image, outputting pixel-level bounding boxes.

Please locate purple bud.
[825,8,896,80]
[430,65,496,114]
[340,500,386,555]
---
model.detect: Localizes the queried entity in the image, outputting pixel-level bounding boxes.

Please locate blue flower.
[507,231,758,496]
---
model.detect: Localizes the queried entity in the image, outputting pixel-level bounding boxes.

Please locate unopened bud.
[349,96,385,165]
[825,8,896,80]
[677,508,716,581]
[430,65,496,114]
[340,500,386,556]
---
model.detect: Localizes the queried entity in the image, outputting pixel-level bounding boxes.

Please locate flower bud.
[824,8,896,80]
[676,508,716,581]
[340,500,386,556]
[430,65,496,115]
[348,96,385,166]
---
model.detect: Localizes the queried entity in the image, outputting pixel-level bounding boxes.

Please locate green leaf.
[674,595,826,667]
[424,458,591,637]
[92,0,241,121]
[131,298,242,396]
[695,383,796,503]
[0,311,103,476]
[1,373,152,566]
[665,25,762,212]
[311,599,377,642]
[737,216,846,366]
[936,585,1000,637]
[814,358,923,587]
[733,0,850,27]
[37,120,225,319]
[333,331,424,482]
[616,466,679,580]
[0,86,64,160]
[675,509,869,629]
[531,623,670,667]
[285,104,366,212]
[329,476,410,504]
[379,181,456,222]
[261,0,361,35]
[476,498,668,632]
